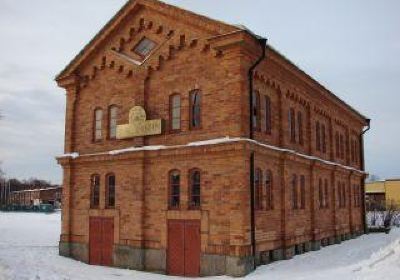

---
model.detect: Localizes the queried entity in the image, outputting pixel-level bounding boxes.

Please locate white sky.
[0,0,399,183]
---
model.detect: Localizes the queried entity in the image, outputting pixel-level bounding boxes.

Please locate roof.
[56,0,368,123]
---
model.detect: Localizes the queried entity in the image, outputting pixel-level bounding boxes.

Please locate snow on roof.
[59,137,366,174]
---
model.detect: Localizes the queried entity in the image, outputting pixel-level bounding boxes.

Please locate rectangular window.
[265,96,272,134]
[340,134,345,159]
[335,132,340,158]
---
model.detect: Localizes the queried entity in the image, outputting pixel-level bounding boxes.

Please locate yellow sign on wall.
[116,106,162,139]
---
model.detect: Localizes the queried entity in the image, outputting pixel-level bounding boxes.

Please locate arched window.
[252,91,261,131]
[316,121,321,151]
[335,132,340,158]
[342,182,346,207]
[289,108,296,143]
[324,179,329,208]
[339,134,344,159]
[265,95,272,134]
[106,173,116,208]
[189,90,201,129]
[300,175,306,209]
[189,169,201,209]
[265,170,273,210]
[169,170,180,209]
[94,108,103,141]
[254,168,262,210]
[321,124,326,153]
[90,174,100,209]
[318,178,323,208]
[297,112,304,145]
[170,94,181,131]
[109,105,118,139]
[292,174,298,209]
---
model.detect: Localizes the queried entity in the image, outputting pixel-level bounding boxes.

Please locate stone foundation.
[226,256,254,277]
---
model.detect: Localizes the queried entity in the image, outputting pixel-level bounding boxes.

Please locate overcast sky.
[0,0,399,183]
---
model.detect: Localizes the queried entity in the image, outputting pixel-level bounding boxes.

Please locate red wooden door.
[167,220,200,277]
[89,217,103,265]
[167,220,185,276]
[89,217,114,266]
[101,218,114,266]
[184,220,201,277]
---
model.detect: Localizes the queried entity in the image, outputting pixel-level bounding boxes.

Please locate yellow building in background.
[366,179,400,210]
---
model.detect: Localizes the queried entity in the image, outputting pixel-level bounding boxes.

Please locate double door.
[167,220,200,277]
[89,217,114,266]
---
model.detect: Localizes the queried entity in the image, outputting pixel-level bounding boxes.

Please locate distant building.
[10,186,62,207]
[366,179,400,210]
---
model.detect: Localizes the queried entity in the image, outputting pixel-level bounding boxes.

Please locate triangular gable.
[56,0,238,81]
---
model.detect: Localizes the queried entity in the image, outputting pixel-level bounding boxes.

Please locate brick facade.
[56,0,369,277]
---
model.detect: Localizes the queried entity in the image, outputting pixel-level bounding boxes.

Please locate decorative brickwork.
[56,0,369,277]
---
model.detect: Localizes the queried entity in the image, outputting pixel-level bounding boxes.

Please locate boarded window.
[109,105,118,139]
[94,109,103,141]
[170,94,181,131]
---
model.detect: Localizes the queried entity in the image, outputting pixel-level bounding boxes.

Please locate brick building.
[10,187,62,207]
[56,0,370,277]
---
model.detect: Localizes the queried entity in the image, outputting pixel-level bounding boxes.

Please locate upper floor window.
[254,168,262,210]
[339,134,345,159]
[297,112,304,145]
[94,108,103,141]
[316,121,321,151]
[170,94,181,131]
[189,169,201,209]
[109,105,118,139]
[291,174,298,209]
[90,174,100,209]
[265,96,272,134]
[289,108,296,143]
[252,91,261,131]
[168,170,180,209]
[321,124,326,153]
[265,170,273,210]
[300,175,306,209]
[134,37,156,57]
[106,174,116,208]
[335,132,340,158]
[189,90,201,129]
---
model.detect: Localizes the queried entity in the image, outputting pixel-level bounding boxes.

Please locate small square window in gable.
[133,37,156,57]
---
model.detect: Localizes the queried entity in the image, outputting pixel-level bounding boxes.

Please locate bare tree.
[367,174,381,182]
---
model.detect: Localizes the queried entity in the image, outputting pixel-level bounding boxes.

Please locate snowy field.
[0,212,400,280]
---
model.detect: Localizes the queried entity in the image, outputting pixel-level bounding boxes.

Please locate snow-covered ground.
[0,212,399,280]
